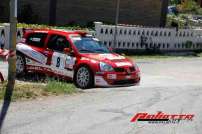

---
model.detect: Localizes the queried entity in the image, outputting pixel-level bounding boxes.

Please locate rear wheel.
[74,66,94,89]
[16,53,26,76]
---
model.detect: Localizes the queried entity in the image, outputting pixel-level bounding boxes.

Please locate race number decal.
[51,52,65,69]
[56,57,61,68]
[51,52,74,78]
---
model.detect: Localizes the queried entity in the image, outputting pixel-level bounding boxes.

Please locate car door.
[46,34,76,78]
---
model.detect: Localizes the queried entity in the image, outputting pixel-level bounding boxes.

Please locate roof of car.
[25,28,87,36]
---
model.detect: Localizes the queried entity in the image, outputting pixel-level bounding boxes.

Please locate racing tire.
[74,66,94,89]
[16,53,26,76]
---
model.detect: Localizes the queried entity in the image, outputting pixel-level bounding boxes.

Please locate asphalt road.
[1,57,202,134]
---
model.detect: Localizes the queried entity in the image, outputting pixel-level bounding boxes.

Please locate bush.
[17,23,88,31]
[177,0,202,14]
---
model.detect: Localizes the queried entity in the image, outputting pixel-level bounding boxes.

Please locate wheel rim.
[76,67,90,88]
[16,55,24,74]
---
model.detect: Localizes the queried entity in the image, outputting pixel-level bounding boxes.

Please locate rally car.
[16,29,140,89]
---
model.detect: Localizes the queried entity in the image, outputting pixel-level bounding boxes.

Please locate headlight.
[99,62,114,72]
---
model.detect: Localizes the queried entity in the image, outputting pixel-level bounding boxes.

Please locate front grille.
[114,67,136,73]
[113,79,135,85]
[114,68,125,72]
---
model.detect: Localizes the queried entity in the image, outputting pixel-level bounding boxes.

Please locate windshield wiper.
[95,49,104,52]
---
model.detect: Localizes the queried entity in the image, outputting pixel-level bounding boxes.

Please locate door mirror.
[64,48,71,54]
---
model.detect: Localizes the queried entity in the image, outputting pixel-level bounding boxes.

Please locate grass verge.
[0,80,77,101]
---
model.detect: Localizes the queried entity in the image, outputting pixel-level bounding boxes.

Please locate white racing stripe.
[17,43,47,64]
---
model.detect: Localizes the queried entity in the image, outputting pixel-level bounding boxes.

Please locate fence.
[94,22,202,52]
[0,23,23,49]
[1,22,202,52]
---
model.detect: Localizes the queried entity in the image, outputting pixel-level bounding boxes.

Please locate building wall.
[55,0,162,26]
[0,0,165,27]
[18,0,50,24]
[0,0,9,22]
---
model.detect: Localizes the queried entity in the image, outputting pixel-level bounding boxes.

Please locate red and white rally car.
[16,29,140,89]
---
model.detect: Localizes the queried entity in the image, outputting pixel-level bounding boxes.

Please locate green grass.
[0,80,77,101]
[44,80,76,95]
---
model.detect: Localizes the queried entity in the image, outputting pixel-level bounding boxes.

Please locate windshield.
[72,37,110,53]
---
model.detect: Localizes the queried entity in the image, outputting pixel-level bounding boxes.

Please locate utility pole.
[113,0,120,49]
[0,0,17,130]
[6,0,17,100]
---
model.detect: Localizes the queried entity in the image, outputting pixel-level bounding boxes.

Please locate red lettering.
[131,113,147,122]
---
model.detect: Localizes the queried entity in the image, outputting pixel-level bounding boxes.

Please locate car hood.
[81,53,134,67]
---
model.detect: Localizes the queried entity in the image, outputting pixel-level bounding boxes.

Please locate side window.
[47,34,70,52]
[26,33,47,48]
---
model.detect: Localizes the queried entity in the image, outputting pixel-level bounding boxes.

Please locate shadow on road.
[0,81,14,133]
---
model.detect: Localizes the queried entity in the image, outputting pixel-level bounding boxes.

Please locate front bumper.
[95,71,140,87]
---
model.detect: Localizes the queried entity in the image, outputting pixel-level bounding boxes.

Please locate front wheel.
[74,66,94,89]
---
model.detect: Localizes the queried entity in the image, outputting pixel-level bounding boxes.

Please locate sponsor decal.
[17,44,47,64]
[81,57,90,61]
[95,76,109,86]
[99,54,125,60]
[65,56,76,69]
[70,35,82,41]
[131,112,194,124]
[115,62,132,67]
[90,59,97,63]
[107,74,117,79]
